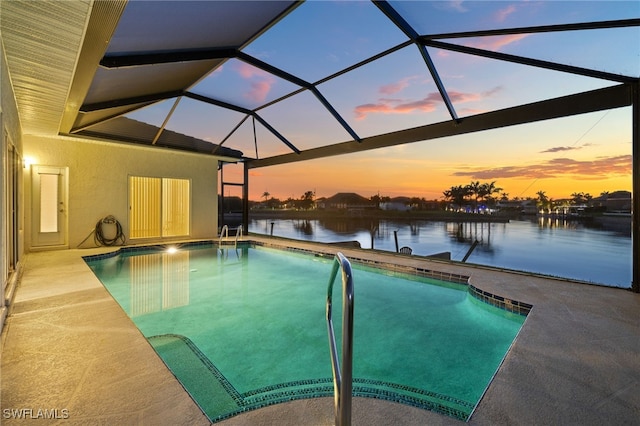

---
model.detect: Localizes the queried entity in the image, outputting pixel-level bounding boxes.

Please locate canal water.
[249,216,632,288]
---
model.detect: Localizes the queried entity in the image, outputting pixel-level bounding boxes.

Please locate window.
[129,176,190,238]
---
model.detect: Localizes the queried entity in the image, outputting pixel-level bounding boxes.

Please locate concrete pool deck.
[2,236,639,425]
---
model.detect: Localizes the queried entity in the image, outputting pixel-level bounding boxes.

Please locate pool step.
[148,334,241,419]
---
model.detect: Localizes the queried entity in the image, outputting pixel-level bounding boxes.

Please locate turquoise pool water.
[84,243,526,422]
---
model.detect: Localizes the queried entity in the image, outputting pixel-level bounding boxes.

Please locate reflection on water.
[250,216,632,288]
[536,216,580,230]
[446,222,492,244]
[319,218,380,235]
[124,247,250,316]
[293,220,313,235]
[129,251,190,316]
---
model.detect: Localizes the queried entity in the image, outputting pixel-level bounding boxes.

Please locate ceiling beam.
[247,84,633,169]
[184,91,252,115]
[424,40,638,84]
[183,92,300,154]
[237,52,361,142]
[80,90,184,112]
[100,47,237,68]
[374,1,458,121]
[422,18,640,40]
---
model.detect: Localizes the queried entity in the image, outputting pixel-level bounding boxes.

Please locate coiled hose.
[94,215,126,246]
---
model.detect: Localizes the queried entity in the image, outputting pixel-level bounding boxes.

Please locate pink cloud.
[447,1,468,13]
[467,33,529,51]
[234,62,275,103]
[380,76,418,95]
[354,94,440,120]
[394,99,439,114]
[494,4,517,22]
[235,61,269,79]
[354,88,499,120]
[354,103,394,120]
[448,91,481,103]
[248,80,274,104]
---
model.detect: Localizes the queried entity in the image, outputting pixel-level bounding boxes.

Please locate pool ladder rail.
[326,252,354,426]
[218,224,243,249]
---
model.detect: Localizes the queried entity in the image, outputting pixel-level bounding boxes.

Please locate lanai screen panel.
[69,1,638,161]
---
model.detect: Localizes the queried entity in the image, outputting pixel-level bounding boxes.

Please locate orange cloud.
[453,155,632,180]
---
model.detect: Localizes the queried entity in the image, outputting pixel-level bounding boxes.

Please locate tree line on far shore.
[229,181,626,212]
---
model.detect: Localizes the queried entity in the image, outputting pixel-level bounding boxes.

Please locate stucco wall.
[23,135,220,250]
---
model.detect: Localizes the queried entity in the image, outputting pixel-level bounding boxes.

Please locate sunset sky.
[126,1,639,202]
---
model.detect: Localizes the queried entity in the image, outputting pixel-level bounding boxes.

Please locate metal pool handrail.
[234,225,243,248]
[219,225,229,247]
[219,225,243,249]
[326,252,354,426]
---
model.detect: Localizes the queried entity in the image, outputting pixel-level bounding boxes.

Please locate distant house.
[380,196,411,211]
[323,192,374,210]
[592,190,632,213]
[497,199,538,215]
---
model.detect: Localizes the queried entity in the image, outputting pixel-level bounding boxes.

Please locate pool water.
[85,243,526,422]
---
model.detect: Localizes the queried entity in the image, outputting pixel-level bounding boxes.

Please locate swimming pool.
[84,242,528,422]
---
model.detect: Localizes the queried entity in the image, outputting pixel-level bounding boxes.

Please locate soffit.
[1,0,91,136]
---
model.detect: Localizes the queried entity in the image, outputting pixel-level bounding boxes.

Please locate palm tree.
[467,181,482,212]
[570,192,583,205]
[479,181,502,210]
[443,185,471,210]
[262,191,270,202]
[584,193,593,205]
[536,190,549,212]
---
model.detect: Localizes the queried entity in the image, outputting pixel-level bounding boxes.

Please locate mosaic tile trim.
[355,377,473,409]
[218,379,471,423]
[148,334,243,405]
[148,333,473,423]
[353,386,470,421]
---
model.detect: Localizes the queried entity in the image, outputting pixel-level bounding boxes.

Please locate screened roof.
[59,1,639,166]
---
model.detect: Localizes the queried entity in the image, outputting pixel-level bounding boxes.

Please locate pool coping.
[3,236,639,425]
